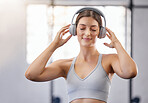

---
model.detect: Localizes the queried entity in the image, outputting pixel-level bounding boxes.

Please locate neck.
[78,46,99,61]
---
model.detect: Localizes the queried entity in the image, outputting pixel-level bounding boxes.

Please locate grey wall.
[133,8,148,103]
[0,0,50,103]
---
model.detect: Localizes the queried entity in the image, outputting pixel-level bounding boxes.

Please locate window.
[26,5,126,63]
[26,5,51,64]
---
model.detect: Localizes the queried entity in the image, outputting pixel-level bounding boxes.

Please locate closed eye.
[80,28,85,30]
[91,29,97,31]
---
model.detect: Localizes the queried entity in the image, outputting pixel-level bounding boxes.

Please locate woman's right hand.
[52,24,72,48]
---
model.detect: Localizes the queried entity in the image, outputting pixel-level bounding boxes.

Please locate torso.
[63,54,115,103]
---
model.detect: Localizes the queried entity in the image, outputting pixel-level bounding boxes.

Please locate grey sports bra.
[66,54,111,103]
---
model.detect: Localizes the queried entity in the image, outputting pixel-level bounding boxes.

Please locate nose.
[85,28,91,36]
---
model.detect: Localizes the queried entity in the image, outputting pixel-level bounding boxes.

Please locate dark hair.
[76,10,102,28]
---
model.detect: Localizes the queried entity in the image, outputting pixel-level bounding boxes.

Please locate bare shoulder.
[102,53,119,68]
[54,58,74,66]
[53,57,74,78]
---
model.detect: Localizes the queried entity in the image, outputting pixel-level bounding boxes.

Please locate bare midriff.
[71,98,106,103]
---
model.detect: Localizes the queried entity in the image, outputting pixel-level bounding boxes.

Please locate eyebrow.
[79,24,98,27]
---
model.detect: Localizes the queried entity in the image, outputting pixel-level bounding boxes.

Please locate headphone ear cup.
[69,24,76,36]
[99,26,106,39]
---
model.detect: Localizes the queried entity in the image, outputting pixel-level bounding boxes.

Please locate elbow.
[129,70,137,78]
[131,63,138,78]
[127,62,138,79]
[121,71,137,79]
[131,62,138,78]
[25,71,36,81]
[25,71,42,82]
[121,66,138,79]
[25,71,32,80]
[128,66,138,79]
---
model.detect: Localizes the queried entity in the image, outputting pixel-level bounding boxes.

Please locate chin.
[78,38,96,48]
[80,42,94,48]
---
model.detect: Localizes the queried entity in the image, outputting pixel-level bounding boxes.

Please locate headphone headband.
[75,7,105,18]
[71,7,106,26]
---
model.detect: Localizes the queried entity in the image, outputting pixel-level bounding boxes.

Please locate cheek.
[92,32,99,38]
[76,28,83,36]
[93,35,98,41]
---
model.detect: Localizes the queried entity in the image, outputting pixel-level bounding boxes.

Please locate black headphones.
[69,7,106,39]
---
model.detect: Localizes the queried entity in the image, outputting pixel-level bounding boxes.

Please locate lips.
[83,37,92,41]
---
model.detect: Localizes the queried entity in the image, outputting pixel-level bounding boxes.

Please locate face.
[76,17,100,47]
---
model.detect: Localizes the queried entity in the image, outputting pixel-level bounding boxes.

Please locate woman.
[25,7,138,103]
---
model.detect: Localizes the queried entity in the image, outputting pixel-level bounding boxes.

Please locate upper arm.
[111,54,137,79]
[111,54,125,78]
[34,60,66,82]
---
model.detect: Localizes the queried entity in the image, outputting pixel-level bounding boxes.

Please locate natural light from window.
[26,5,126,64]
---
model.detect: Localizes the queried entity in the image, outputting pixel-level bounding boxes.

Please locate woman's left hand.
[103,27,119,48]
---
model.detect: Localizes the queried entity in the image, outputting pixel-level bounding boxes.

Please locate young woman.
[25,7,138,103]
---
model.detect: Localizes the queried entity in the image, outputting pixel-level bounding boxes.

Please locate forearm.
[25,42,57,79]
[114,40,137,76]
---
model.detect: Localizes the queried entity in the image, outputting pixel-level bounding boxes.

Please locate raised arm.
[25,24,72,82]
[104,27,138,79]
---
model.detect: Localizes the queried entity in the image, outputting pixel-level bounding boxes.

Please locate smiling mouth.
[82,38,92,41]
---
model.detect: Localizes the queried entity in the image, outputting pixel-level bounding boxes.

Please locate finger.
[103,43,110,47]
[64,34,72,43]
[58,24,70,35]
[65,24,71,27]
[106,27,114,35]
[104,43,114,48]
[62,24,71,28]
[63,29,70,35]
[106,33,111,39]
[57,27,70,39]
[106,27,111,33]
[60,30,69,38]
[59,27,69,34]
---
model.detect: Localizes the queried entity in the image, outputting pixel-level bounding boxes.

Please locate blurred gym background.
[0,0,147,103]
